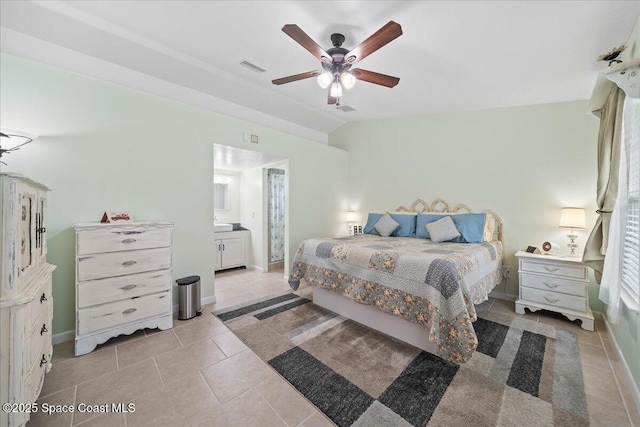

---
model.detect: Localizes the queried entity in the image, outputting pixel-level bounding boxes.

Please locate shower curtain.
[268,168,285,263]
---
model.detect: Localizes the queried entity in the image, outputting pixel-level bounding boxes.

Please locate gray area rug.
[214,292,589,427]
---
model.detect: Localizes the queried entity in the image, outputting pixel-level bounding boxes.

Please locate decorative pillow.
[416,214,444,239]
[364,213,417,237]
[374,213,400,237]
[425,216,461,243]
[417,213,488,243]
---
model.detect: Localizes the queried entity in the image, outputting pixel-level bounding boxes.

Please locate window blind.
[621,97,639,311]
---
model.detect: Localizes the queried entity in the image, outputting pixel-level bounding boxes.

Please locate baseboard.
[602,314,640,416]
[53,330,75,345]
[202,295,217,306]
[489,290,517,301]
[247,265,264,273]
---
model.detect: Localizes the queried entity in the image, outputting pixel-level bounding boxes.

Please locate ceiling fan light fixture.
[330,82,343,98]
[340,72,356,89]
[317,72,333,89]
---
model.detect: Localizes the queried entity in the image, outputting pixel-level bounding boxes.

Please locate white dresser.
[515,251,594,331]
[1,173,56,427]
[73,221,174,356]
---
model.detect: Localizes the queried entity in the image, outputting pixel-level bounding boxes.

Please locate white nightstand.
[515,250,594,331]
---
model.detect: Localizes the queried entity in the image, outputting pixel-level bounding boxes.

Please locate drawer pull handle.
[543,267,560,272]
[40,293,47,303]
[40,324,48,335]
[120,284,137,291]
[121,238,137,244]
[544,296,560,303]
[122,308,137,314]
[543,282,559,289]
[40,355,47,368]
[122,260,137,266]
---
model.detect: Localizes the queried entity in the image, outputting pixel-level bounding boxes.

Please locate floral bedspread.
[288,235,503,363]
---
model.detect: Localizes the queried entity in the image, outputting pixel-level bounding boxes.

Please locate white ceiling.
[214,143,285,171]
[1,1,638,143]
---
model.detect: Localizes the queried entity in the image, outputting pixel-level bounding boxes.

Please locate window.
[621,97,639,311]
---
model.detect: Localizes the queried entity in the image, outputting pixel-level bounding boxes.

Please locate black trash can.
[176,276,203,320]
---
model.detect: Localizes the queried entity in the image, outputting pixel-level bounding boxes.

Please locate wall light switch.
[243,133,250,142]
[251,134,259,143]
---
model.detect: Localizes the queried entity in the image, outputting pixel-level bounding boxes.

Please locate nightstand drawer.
[520,259,587,280]
[520,274,587,297]
[521,287,587,312]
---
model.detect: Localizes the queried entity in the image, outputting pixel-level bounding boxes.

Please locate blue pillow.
[364,213,383,235]
[416,213,486,243]
[364,213,417,237]
[452,213,486,243]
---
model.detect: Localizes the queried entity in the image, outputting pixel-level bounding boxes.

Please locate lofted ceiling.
[1,1,638,143]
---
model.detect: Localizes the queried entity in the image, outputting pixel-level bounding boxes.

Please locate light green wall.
[0,54,348,335]
[609,305,640,387]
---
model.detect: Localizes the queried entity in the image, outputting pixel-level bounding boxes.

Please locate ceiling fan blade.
[328,89,337,105]
[345,21,402,64]
[351,69,400,88]
[282,24,333,64]
[272,70,321,85]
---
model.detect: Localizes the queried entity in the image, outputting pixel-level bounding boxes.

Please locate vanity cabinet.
[73,221,174,356]
[214,230,250,271]
[1,173,55,427]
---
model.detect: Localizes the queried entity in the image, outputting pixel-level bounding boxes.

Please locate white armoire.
[0,173,56,427]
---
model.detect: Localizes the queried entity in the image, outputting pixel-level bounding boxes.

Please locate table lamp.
[559,207,586,256]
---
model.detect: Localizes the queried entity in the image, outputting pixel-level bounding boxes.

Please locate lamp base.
[567,229,579,256]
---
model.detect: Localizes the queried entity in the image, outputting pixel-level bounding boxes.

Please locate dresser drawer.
[77,291,171,335]
[521,287,587,312]
[27,288,52,332]
[520,274,587,297]
[77,247,171,281]
[27,341,48,404]
[77,227,171,255]
[77,270,172,308]
[520,260,587,280]
[28,316,50,370]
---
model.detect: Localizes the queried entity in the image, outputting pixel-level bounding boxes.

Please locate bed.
[288,198,504,363]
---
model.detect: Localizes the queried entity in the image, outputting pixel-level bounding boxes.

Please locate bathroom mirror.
[214,183,229,210]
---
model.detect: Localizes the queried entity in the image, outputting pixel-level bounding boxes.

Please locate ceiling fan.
[272,21,402,105]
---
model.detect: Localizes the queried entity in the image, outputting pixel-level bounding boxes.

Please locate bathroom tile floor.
[29,268,639,427]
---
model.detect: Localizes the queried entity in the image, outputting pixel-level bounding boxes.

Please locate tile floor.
[28,269,639,427]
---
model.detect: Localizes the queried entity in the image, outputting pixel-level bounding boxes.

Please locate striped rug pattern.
[214,291,588,427]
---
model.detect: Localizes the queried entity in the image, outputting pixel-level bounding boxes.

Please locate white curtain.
[268,169,285,263]
[599,97,631,323]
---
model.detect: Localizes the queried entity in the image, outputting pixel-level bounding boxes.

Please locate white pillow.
[374,213,400,237]
[426,216,461,243]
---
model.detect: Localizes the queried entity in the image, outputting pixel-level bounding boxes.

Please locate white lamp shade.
[559,207,586,229]
[340,72,356,89]
[330,82,343,97]
[346,211,359,223]
[317,72,333,89]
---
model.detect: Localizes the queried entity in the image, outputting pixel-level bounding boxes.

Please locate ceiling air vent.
[337,105,357,112]
[240,60,266,73]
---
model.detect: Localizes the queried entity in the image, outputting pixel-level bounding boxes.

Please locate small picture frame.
[100,211,133,223]
[526,245,537,253]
